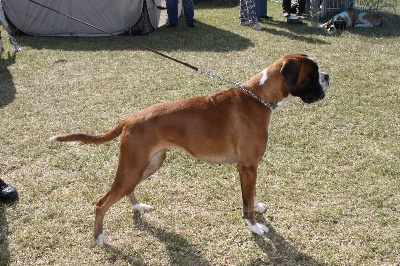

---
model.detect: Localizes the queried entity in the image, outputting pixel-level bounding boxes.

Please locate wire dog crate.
[307,0,397,27]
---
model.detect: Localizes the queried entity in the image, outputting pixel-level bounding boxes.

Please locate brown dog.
[50,53,329,246]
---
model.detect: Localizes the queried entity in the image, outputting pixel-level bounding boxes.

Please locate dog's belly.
[191,151,238,165]
[164,144,238,165]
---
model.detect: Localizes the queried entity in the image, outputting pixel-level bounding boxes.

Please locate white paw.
[95,233,107,247]
[250,223,269,235]
[254,202,267,213]
[132,203,152,212]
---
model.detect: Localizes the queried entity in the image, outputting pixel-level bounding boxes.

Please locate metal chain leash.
[198,68,276,111]
[26,0,276,112]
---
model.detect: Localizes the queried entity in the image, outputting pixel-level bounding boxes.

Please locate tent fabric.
[2,0,170,36]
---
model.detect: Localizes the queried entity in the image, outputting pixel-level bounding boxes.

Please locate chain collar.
[236,84,276,111]
[199,68,276,112]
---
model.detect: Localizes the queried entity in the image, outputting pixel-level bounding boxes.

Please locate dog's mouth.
[301,93,325,104]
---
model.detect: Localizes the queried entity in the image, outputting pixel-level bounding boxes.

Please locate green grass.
[1,1,399,265]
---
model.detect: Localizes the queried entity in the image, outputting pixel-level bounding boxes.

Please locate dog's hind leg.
[94,173,144,246]
[128,149,166,212]
[94,148,150,246]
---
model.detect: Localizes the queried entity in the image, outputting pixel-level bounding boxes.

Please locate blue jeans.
[256,0,267,17]
[166,0,195,25]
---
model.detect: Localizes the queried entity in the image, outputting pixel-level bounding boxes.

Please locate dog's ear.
[280,59,301,88]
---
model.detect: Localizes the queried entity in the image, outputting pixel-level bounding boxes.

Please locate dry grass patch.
[1,1,399,265]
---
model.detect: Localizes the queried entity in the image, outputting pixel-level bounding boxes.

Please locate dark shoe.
[187,21,198,27]
[166,23,178,28]
[0,180,18,203]
[258,15,273,21]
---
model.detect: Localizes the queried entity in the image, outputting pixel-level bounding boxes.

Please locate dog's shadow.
[104,212,325,265]
[103,212,212,266]
[249,214,325,266]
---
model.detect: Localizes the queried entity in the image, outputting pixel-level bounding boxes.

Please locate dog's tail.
[49,121,125,144]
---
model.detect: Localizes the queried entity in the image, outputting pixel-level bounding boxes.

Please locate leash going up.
[26,0,276,111]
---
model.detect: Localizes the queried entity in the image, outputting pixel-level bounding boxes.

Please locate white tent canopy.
[2,0,177,36]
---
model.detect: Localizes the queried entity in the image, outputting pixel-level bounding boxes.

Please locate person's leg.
[240,0,249,23]
[297,0,306,15]
[291,2,298,13]
[182,0,195,25]
[246,0,259,23]
[166,0,179,26]
[257,0,273,20]
[282,0,292,16]
[256,0,267,17]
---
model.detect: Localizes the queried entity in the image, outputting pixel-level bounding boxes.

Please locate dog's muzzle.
[320,72,330,92]
[301,72,330,104]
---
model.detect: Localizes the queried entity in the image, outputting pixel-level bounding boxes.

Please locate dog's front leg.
[238,164,269,235]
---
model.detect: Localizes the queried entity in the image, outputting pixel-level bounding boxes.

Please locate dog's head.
[325,15,348,31]
[325,19,335,31]
[280,54,329,104]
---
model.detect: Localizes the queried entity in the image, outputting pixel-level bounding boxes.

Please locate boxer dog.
[0,0,20,53]
[50,54,330,246]
[320,10,384,31]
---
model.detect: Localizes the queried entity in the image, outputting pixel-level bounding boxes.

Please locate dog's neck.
[237,84,277,111]
[242,68,290,109]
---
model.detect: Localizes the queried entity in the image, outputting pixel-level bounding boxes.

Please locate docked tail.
[49,121,125,144]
